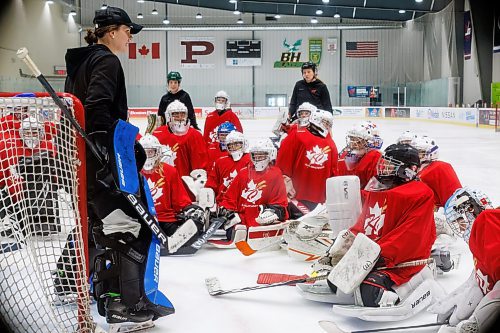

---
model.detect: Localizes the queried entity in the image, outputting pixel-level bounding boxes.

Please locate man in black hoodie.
[288,61,333,121]
[157,71,200,130]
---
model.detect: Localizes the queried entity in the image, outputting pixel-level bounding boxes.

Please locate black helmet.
[301,61,317,73]
[376,144,420,185]
[167,71,182,82]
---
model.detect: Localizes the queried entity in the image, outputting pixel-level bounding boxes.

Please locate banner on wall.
[180,37,215,69]
[347,86,378,98]
[464,11,472,60]
[365,108,382,117]
[274,38,304,68]
[492,82,500,107]
[309,38,322,64]
[327,38,338,53]
[385,107,410,118]
[495,6,500,53]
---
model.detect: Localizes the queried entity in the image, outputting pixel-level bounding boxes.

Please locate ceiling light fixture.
[152,1,158,15]
[101,4,108,10]
[163,17,170,24]
[399,10,406,14]
[415,0,423,3]
[137,13,144,19]
[311,17,318,24]
[274,14,281,19]
[322,0,330,3]
[45,0,54,4]
[316,9,323,15]
[334,13,341,18]
[229,0,237,3]
[137,0,145,3]
[69,9,76,16]
[196,13,203,19]
[234,10,240,15]
[237,17,243,24]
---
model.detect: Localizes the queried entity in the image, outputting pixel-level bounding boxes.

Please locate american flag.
[346,41,378,58]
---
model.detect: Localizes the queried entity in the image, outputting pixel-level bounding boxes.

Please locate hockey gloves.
[179,204,205,231]
[255,205,286,225]
[217,207,241,230]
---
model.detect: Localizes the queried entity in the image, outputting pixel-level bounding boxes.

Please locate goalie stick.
[16,47,193,254]
[318,320,447,333]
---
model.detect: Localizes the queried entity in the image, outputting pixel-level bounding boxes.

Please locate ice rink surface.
[91,116,500,333]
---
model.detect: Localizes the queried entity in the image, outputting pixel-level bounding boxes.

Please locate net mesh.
[0,95,94,332]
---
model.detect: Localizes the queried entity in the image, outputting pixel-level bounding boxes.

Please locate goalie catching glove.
[181,169,207,200]
[255,205,286,225]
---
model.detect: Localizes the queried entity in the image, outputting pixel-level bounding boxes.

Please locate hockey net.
[0,93,95,332]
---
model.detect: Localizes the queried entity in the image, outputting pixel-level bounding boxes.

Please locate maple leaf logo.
[306,145,330,166]
[475,267,490,294]
[138,45,149,56]
[223,169,238,188]
[163,145,177,165]
[363,201,386,237]
[147,178,163,202]
[241,179,266,203]
[209,126,219,143]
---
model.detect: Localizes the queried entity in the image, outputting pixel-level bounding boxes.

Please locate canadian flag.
[129,43,160,59]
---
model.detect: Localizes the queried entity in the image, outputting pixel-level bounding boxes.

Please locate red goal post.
[0,92,95,332]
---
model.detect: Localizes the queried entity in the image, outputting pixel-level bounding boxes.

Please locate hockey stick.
[318,320,447,333]
[235,236,284,256]
[205,273,328,296]
[16,47,193,254]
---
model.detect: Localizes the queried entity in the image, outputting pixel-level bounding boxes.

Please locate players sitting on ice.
[276,109,338,218]
[207,121,236,168]
[206,131,251,204]
[337,121,383,190]
[152,100,208,200]
[297,144,441,321]
[0,116,58,237]
[428,188,499,333]
[139,134,206,255]
[203,90,243,145]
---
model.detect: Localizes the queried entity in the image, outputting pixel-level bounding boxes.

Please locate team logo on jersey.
[163,144,178,165]
[241,179,266,203]
[147,178,164,202]
[223,169,238,188]
[363,200,387,237]
[474,266,490,294]
[209,126,219,143]
[305,145,330,167]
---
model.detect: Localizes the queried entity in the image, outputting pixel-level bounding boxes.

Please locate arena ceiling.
[153,0,454,21]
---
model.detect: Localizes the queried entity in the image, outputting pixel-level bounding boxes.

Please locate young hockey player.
[203,91,243,145]
[219,138,288,228]
[205,131,251,204]
[271,102,316,148]
[337,121,383,190]
[276,109,338,216]
[206,121,235,168]
[429,188,499,333]
[298,144,439,321]
[139,134,205,254]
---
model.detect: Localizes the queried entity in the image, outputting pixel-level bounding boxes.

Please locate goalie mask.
[297,102,317,127]
[249,139,277,172]
[375,144,420,187]
[166,100,189,135]
[225,131,247,161]
[214,90,230,111]
[309,110,333,138]
[217,121,237,150]
[346,121,383,154]
[411,135,439,165]
[19,116,45,148]
[444,187,492,243]
[139,134,162,171]
[397,130,418,145]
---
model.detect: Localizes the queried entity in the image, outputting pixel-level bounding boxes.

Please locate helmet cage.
[226,131,247,161]
[20,117,45,148]
[376,155,416,183]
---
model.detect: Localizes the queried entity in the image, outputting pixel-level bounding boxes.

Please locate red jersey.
[276,129,338,204]
[337,149,381,190]
[142,163,192,223]
[152,126,208,177]
[418,161,462,208]
[203,109,243,145]
[206,154,251,204]
[350,181,436,286]
[220,165,289,227]
[207,142,228,169]
[468,209,500,295]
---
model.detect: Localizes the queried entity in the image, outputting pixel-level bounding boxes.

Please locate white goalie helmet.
[214,90,230,111]
[249,138,277,171]
[346,121,383,154]
[411,135,439,164]
[139,134,162,171]
[397,130,418,145]
[309,109,333,138]
[166,100,189,135]
[297,102,317,127]
[19,116,45,148]
[444,187,492,243]
[225,131,248,161]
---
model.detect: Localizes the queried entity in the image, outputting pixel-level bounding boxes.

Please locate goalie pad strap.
[92,229,145,264]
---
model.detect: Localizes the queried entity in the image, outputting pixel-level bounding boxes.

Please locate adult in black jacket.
[64,6,172,328]
[288,61,333,121]
[157,71,200,130]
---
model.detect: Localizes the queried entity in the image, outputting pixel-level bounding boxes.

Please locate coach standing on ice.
[288,61,333,121]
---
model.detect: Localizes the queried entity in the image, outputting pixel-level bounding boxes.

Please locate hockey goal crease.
[0,93,95,332]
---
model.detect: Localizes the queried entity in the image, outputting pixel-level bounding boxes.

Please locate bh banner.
[464,11,472,60]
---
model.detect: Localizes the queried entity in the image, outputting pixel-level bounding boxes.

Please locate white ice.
[90,117,500,333]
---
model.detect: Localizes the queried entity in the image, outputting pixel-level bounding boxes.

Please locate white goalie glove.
[283,175,296,199]
[255,205,279,225]
[311,229,356,274]
[181,169,207,201]
[160,145,176,166]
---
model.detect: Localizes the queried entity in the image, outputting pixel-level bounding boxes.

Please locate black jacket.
[158,90,199,130]
[64,44,128,133]
[288,79,333,120]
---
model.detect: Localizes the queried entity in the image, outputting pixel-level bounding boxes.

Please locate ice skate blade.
[108,319,154,333]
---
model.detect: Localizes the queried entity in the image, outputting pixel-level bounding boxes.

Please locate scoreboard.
[226,40,262,66]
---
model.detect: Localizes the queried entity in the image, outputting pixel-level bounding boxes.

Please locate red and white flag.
[129,42,160,59]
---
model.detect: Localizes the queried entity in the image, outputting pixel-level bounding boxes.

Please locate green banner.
[492,82,500,107]
[309,38,322,65]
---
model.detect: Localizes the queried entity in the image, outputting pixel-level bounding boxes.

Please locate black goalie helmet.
[376,144,420,185]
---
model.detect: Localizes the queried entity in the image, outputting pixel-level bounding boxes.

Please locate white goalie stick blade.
[167,219,198,253]
[108,319,155,333]
[332,279,439,322]
[318,320,446,333]
[328,233,381,294]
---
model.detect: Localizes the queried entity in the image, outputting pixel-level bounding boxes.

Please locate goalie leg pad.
[246,222,288,251]
[359,271,397,307]
[326,176,362,236]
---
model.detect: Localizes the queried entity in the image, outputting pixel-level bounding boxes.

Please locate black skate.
[105,297,155,333]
